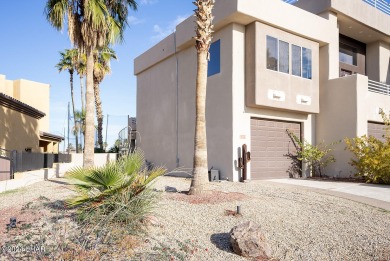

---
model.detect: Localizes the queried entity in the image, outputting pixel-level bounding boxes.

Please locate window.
[267,36,278,71]
[339,43,357,66]
[266,35,312,80]
[340,69,352,77]
[279,40,289,73]
[302,48,312,79]
[208,40,220,76]
[292,45,301,77]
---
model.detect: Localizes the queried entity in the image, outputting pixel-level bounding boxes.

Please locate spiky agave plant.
[66,150,165,230]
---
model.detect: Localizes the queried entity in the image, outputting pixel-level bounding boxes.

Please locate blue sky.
[0,0,194,149]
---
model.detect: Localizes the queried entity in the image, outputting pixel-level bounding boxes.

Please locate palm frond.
[45,0,68,30]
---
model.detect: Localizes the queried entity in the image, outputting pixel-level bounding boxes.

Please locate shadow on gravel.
[210,233,233,253]
[46,179,72,186]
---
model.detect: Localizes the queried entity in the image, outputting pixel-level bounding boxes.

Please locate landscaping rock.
[230,221,271,259]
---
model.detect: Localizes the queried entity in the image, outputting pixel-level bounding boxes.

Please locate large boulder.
[230,221,272,259]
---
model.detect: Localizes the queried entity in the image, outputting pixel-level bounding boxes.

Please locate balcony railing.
[363,0,390,15]
[368,80,390,96]
[283,0,299,4]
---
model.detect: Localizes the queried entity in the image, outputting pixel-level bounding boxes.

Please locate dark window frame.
[207,39,221,77]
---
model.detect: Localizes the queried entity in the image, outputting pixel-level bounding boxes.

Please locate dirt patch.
[0,201,49,245]
[164,191,249,204]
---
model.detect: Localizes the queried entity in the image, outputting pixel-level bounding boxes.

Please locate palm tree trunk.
[189,0,214,195]
[84,49,95,168]
[70,72,79,154]
[94,81,104,150]
[189,51,209,195]
[80,75,85,111]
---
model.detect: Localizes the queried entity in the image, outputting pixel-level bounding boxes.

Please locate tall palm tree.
[56,49,80,153]
[189,0,214,195]
[94,46,117,150]
[76,51,87,112]
[45,0,138,168]
[73,109,86,150]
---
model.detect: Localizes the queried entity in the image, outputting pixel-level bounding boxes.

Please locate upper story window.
[266,36,278,71]
[339,43,357,66]
[338,34,366,77]
[302,48,312,79]
[279,40,289,74]
[267,35,312,79]
[208,40,221,77]
[292,45,301,77]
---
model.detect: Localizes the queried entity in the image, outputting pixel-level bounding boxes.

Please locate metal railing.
[368,80,390,96]
[363,0,390,15]
[283,0,299,4]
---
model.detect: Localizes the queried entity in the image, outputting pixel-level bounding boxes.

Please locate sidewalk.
[266,178,390,211]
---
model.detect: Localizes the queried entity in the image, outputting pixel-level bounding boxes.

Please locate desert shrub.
[287,129,339,177]
[345,110,390,184]
[66,150,166,235]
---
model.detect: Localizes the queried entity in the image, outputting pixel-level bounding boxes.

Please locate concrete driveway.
[266,178,390,211]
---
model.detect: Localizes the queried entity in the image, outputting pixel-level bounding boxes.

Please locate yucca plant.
[66,150,165,233]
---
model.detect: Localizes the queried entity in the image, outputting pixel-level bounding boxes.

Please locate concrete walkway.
[266,178,390,211]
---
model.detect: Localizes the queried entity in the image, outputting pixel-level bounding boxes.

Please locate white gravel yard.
[133,176,390,261]
[0,176,389,260]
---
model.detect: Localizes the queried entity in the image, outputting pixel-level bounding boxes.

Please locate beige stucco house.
[135,0,390,181]
[0,74,63,154]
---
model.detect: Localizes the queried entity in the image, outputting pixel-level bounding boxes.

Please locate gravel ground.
[134,176,390,261]
[0,176,389,260]
[0,179,75,211]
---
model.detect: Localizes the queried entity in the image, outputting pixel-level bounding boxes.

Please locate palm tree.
[94,46,117,150]
[45,0,138,168]
[56,49,80,153]
[73,109,86,150]
[189,0,214,195]
[76,51,87,112]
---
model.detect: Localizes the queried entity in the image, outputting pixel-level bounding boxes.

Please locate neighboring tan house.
[135,0,390,181]
[0,74,63,154]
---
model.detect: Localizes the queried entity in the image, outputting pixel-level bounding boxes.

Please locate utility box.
[209,169,220,182]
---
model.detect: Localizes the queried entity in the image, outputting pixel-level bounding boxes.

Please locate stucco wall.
[137,24,235,179]
[13,79,50,132]
[0,107,40,152]
[317,74,369,177]
[295,0,390,37]
[136,52,177,170]
[246,21,320,114]
[367,41,390,84]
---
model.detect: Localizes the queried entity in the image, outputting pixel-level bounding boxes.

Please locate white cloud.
[152,14,189,42]
[127,15,144,25]
[140,0,158,5]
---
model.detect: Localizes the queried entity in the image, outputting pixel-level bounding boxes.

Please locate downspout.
[174,31,179,168]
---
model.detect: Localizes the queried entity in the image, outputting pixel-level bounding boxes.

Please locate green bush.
[66,150,166,234]
[287,129,338,177]
[345,110,390,184]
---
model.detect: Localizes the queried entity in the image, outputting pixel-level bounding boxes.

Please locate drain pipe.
[174,31,179,168]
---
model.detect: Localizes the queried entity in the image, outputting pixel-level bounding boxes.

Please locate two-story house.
[0,74,63,154]
[134,0,390,181]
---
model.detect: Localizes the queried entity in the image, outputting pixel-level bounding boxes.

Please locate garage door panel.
[251,118,300,179]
